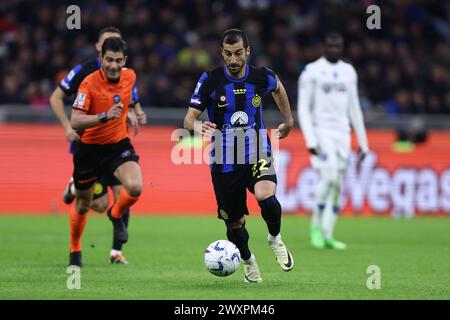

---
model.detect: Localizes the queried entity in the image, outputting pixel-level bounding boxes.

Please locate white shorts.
[310,128,351,173]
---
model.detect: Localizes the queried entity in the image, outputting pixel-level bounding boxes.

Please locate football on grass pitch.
[204,240,241,277]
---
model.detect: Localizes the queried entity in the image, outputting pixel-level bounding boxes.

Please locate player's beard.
[227,63,244,76]
[106,68,120,83]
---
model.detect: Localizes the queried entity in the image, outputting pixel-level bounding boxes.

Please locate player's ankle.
[267,233,281,243]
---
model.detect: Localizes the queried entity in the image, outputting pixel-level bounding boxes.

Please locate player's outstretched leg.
[226,220,262,283]
[109,161,142,245]
[63,177,76,205]
[323,177,347,250]
[69,205,88,267]
[258,195,294,271]
[310,204,325,249]
[323,207,347,250]
[110,209,130,264]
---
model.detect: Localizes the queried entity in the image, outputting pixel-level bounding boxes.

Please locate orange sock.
[70,205,88,253]
[111,188,140,218]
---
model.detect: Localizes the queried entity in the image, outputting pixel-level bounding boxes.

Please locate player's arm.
[49,87,80,142]
[71,104,123,130]
[272,78,294,139]
[70,80,122,130]
[184,107,216,137]
[130,84,147,125]
[297,67,318,154]
[184,72,215,137]
[348,68,369,159]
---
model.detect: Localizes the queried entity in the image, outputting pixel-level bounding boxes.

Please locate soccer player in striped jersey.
[184,29,295,283]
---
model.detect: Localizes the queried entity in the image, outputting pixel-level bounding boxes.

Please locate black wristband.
[98,112,108,123]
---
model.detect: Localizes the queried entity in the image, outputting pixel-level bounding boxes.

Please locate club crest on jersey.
[113,94,121,103]
[252,94,261,107]
[217,95,227,108]
[230,111,248,127]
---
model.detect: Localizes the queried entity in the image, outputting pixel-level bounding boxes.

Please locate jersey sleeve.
[189,72,210,111]
[59,64,85,96]
[131,84,140,105]
[72,79,91,113]
[297,65,318,149]
[348,66,369,152]
[263,67,278,94]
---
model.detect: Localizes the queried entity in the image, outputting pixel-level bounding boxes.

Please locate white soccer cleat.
[243,254,263,283]
[268,239,294,271]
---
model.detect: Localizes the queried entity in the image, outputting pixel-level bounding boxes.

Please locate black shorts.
[92,173,121,200]
[71,140,122,197]
[73,138,139,190]
[211,159,277,223]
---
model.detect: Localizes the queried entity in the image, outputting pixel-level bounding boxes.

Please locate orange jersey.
[72,68,136,144]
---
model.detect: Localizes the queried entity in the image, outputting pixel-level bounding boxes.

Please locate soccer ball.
[204,240,241,277]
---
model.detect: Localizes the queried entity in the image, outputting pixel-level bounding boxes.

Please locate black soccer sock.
[112,209,130,251]
[258,195,282,237]
[226,222,251,261]
[122,208,130,227]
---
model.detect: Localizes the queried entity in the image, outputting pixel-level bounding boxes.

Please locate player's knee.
[258,195,282,221]
[75,202,90,215]
[124,182,142,197]
[254,189,275,202]
[127,185,142,197]
[227,216,245,229]
[322,167,339,184]
[91,201,108,213]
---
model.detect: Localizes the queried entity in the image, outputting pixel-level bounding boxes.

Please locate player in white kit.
[297,33,369,249]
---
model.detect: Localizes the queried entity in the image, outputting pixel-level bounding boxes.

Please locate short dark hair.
[221,29,249,48]
[98,26,121,40]
[101,37,127,56]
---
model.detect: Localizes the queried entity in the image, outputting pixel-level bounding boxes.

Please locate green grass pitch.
[0,214,449,299]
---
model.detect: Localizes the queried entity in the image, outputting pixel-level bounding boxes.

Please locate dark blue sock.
[226,222,251,260]
[258,195,282,237]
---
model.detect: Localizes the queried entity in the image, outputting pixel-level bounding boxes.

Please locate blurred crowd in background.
[0,0,449,116]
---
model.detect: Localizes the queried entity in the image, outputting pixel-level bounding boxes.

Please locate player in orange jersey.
[68,37,143,267]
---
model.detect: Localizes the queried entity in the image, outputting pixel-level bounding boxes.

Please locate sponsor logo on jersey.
[230,111,249,127]
[322,83,347,93]
[218,95,228,108]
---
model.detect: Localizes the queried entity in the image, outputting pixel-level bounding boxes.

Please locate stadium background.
[0,0,449,218]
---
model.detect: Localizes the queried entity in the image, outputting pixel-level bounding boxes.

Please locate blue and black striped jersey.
[189,65,278,172]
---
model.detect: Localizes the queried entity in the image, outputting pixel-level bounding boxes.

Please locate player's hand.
[275,121,293,139]
[65,127,80,142]
[127,109,139,136]
[308,148,318,156]
[136,111,147,125]
[355,148,368,171]
[107,103,123,120]
[357,148,368,167]
[200,121,217,138]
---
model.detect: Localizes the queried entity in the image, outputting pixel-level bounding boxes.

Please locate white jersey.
[297,57,368,152]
